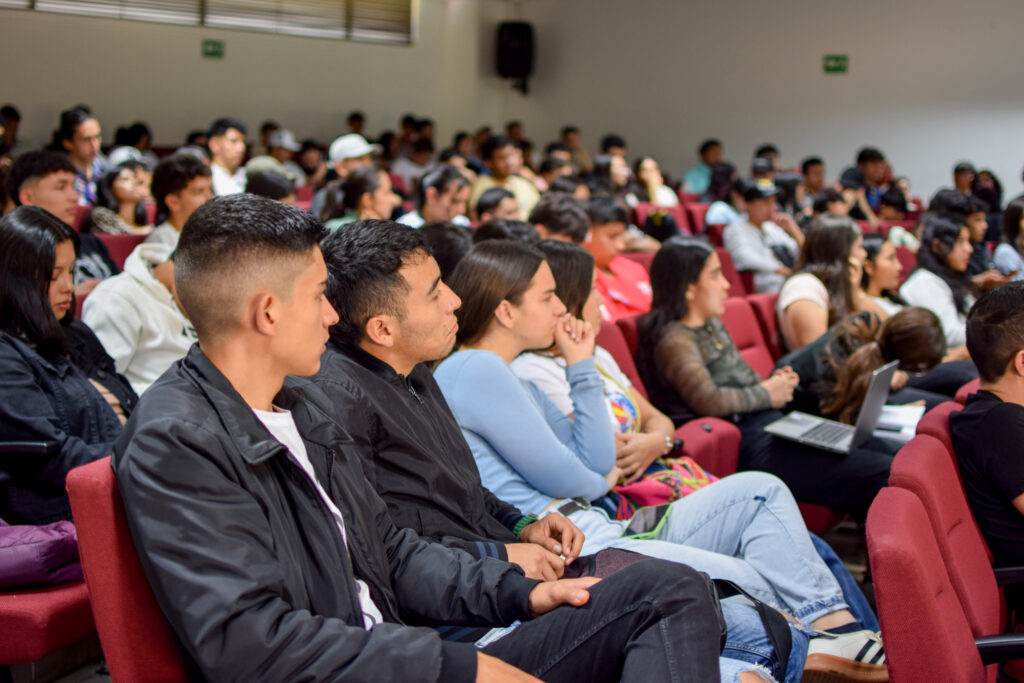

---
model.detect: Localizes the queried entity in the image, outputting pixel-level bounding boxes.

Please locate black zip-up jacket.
[301,343,525,561]
[0,320,136,524]
[112,344,539,682]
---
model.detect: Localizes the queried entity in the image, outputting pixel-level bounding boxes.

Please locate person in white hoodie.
[82,242,197,395]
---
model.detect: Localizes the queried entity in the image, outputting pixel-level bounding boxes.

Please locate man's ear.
[424,186,438,205]
[251,291,278,336]
[364,315,397,348]
[164,191,181,216]
[17,187,33,206]
[493,299,516,330]
[535,223,550,239]
[1013,349,1024,379]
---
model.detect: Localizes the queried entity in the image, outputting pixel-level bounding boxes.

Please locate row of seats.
[867,390,1024,682]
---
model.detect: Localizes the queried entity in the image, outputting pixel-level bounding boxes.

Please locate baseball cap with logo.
[328,134,382,163]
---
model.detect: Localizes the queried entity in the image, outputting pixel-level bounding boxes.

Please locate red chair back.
[956,378,981,404]
[621,250,655,273]
[867,486,993,683]
[678,192,701,205]
[296,185,314,202]
[614,314,641,358]
[66,457,187,682]
[746,292,784,361]
[715,248,748,297]
[72,204,91,232]
[721,297,774,379]
[686,202,709,235]
[596,322,648,400]
[888,435,1000,636]
[896,247,917,285]
[633,203,692,236]
[915,401,962,461]
[706,223,726,247]
[95,234,147,271]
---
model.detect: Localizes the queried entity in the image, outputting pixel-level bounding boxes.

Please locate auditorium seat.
[678,192,702,205]
[706,222,726,247]
[721,297,774,380]
[715,248,748,297]
[0,582,95,670]
[95,233,147,270]
[632,202,692,236]
[67,457,188,682]
[596,320,740,477]
[621,250,655,273]
[914,400,962,461]
[685,202,709,235]
[956,378,981,404]
[895,246,917,284]
[867,486,1016,683]
[71,205,91,232]
[746,292,784,361]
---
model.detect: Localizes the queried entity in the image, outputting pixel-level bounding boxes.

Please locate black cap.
[751,157,775,175]
[954,162,976,176]
[741,181,779,202]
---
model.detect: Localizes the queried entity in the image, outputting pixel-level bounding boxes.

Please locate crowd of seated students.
[6,101,1024,681]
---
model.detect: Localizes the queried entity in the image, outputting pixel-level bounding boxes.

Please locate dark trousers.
[733,409,895,522]
[483,559,723,682]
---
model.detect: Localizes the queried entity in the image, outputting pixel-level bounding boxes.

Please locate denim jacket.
[0,320,137,524]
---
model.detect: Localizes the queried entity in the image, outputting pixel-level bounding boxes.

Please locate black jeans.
[733,409,896,522]
[483,559,723,682]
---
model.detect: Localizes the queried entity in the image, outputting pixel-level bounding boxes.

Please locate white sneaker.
[803,629,888,683]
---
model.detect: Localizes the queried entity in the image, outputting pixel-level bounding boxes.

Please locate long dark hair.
[706,162,738,203]
[860,233,907,306]
[795,214,860,324]
[915,213,975,315]
[1001,199,1024,258]
[822,308,945,423]
[588,154,620,196]
[447,240,545,348]
[91,163,148,227]
[0,206,79,356]
[340,166,383,214]
[635,237,715,385]
[536,240,595,318]
[48,107,96,152]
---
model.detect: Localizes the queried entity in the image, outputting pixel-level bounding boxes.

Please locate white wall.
[0,0,509,150]
[499,0,1024,200]
[5,0,1024,200]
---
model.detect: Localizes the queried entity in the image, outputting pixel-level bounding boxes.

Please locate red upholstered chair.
[686,202,709,235]
[0,582,95,668]
[144,202,157,225]
[632,203,692,235]
[614,314,641,359]
[95,233,147,271]
[915,400,963,462]
[66,457,188,682]
[706,223,726,247]
[621,250,655,274]
[867,486,1008,683]
[957,378,981,404]
[72,204,91,232]
[746,292,784,361]
[895,246,917,285]
[715,248,748,297]
[721,297,774,380]
[295,185,314,203]
[888,435,1000,632]
[678,192,702,205]
[596,319,740,477]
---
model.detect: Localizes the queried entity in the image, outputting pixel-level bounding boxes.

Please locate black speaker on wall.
[496,21,534,94]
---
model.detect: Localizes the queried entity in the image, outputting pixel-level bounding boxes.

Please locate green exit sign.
[202,39,225,59]
[824,54,848,74]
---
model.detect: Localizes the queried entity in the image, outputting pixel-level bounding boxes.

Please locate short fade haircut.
[966,281,1024,383]
[480,135,514,161]
[856,147,885,164]
[321,219,430,346]
[529,192,588,243]
[5,151,76,205]
[151,154,212,216]
[476,187,515,216]
[586,195,629,227]
[472,218,539,245]
[208,117,247,139]
[174,195,325,341]
[417,164,467,210]
[246,170,295,201]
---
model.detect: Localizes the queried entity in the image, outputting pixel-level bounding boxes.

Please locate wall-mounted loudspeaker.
[496,21,533,94]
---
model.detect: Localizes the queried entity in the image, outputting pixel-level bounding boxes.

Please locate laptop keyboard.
[801,421,854,449]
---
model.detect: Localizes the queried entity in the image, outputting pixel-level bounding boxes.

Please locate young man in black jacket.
[112,195,727,682]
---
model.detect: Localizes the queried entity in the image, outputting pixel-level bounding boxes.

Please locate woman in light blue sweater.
[434,240,886,679]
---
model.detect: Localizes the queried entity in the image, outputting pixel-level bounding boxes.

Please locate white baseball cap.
[328,134,381,163]
[268,128,301,152]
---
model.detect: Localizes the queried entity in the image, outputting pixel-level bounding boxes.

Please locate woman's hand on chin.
[555,314,596,366]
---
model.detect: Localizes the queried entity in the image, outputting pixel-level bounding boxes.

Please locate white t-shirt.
[396,211,471,229]
[254,407,384,631]
[211,163,246,196]
[144,222,181,250]
[900,269,974,347]
[511,347,640,434]
[776,273,829,350]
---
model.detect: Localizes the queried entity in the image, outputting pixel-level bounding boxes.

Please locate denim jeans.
[809,532,880,632]
[567,471,849,625]
[722,598,812,683]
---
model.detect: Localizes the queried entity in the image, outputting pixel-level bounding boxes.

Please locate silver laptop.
[764,360,899,454]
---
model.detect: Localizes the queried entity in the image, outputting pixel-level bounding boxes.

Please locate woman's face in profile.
[686,250,729,320]
[865,241,901,292]
[944,227,973,273]
[48,239,76,321]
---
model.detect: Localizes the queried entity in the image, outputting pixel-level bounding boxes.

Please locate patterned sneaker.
[803,629,888,683]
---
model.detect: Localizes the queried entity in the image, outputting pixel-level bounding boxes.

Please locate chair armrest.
[0,441,59,456]
[993,566,1024,587]
[976,634,1024,664]
[674,417,740,477]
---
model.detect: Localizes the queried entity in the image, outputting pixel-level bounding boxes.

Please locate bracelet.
[513,514,538,538]
[660,432,674,456]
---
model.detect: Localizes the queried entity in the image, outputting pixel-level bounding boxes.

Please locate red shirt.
[595,257,653,322]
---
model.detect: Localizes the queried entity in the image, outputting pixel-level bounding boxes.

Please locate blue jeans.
[809,532,880,632]
[722,598,812,682]
[568,471,849,625]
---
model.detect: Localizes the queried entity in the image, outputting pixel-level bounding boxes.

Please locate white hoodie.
[83,242,198,395]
